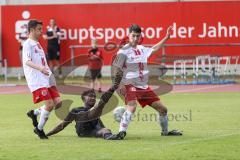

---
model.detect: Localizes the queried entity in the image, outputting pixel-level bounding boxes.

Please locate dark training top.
[46,26,61,47]
[64,107,105,136]
[46,75,123,137]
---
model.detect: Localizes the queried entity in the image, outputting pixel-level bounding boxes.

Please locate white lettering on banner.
[60,26,165,43]
[198,22,239,38]
[68,29,78,40]
[171,22,195,38]
[229,26,238,37]
[156,27,163,38]
[58,23,240,43]
[89,26,96,40]
[96,28,104,39]
[145,27,155,39]
[60,29,67,39]
[104,28,115,42]
[115,28,125,39]
[79,28,88,43]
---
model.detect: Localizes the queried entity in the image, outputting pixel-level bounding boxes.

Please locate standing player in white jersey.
[112,24,182,139]
[23,19,62,139]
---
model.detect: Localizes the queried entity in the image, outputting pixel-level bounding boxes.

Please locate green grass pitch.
[0,92,240,160]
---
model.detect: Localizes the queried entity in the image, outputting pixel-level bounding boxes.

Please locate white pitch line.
[167,132,240,147]
[121,132,240,155]
[0,89,28,94]
[171,84,237,93]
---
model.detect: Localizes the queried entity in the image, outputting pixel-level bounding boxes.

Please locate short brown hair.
[28,19,43,32]
[129,24,142,33]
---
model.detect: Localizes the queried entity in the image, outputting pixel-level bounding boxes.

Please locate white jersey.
[114,44,153,89]
[22,38,55,92]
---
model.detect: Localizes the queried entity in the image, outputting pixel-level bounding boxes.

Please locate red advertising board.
[1,2,240,67]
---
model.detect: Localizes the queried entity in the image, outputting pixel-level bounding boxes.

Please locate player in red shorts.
[23,19,62,139]
[112,24,182,139]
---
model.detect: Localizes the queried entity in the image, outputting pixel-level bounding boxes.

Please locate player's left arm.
[86,72,123,120]
[111,53,126,89]
[151,26,172,54]
[81,53,125,120]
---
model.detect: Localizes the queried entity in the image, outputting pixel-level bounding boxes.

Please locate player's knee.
[154,101,168,114]
[127,105,136,113]
[127,101,137,113]
[45,101,55,111]
[157,105,167,116]
[161,107,168,115]
[55,101,62,110]
[45,105,54,112]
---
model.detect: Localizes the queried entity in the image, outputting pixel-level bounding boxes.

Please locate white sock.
[159,114,168,135]
[37,108,50,130]
[119,110,133,132]
[34,105,45,116]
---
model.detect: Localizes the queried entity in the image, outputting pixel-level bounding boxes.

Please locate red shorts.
[32,86,60,104]
[123,85,160,107]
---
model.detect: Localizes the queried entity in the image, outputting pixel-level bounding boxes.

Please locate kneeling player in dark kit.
[45,73,125,140]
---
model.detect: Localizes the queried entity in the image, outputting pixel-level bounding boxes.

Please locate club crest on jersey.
[130,87,136,92]
[41,90,48,96]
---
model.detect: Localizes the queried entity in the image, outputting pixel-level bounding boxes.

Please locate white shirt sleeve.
[142,46,154,58]
[22,43,32,65]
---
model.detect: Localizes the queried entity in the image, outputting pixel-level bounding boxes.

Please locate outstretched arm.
[46,121,71,136]
[46,112,75,136]
[60,53,125,123]
[87,71,123,120]
[151,26,172,54]
[86,56,125,120]
[111,53,126,89]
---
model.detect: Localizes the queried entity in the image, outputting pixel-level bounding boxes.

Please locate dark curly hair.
[81,89,96,101]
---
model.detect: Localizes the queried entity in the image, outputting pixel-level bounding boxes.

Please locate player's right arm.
[46,111,76,136]
[22,42,50,76]
[25,61,49,76]
[46,121,71,136]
